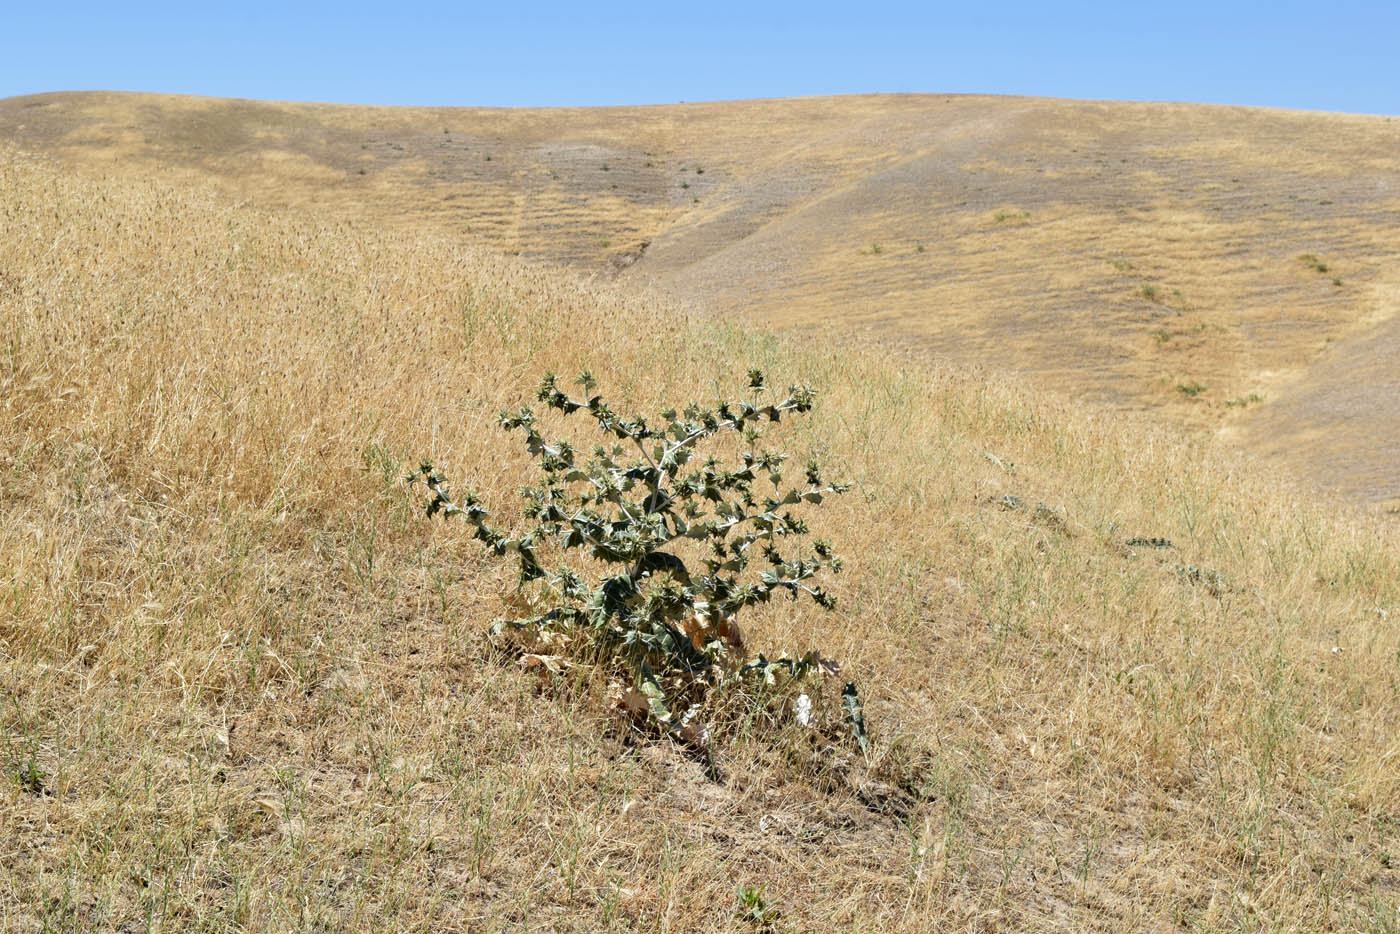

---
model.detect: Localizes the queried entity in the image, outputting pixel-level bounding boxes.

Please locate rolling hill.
[4,91,1400,930]
[3,90,1398,508]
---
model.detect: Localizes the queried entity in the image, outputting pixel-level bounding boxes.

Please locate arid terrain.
[2,92,1400,931]
[4,90,1398,508]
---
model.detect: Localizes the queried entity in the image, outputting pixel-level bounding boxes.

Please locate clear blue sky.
[3,2,1397,115]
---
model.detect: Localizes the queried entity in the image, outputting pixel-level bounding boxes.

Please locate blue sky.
[3,2,1397,114]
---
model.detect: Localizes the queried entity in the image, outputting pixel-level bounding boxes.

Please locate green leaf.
[842,682,869,754]
[640,672,674,724]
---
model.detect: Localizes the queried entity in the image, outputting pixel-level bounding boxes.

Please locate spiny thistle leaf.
[841,682,870,754]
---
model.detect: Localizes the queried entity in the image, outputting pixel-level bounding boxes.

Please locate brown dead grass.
[4,145,1400,931]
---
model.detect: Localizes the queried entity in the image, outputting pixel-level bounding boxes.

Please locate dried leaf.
[534,629,567,648]
[519,653,564,675]
[716,614,744,651]
[679,719,709,746]
[678,705,709,747]
[619,687,649,718]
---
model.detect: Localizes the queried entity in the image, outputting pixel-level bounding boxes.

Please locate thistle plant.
[415,369,860,751]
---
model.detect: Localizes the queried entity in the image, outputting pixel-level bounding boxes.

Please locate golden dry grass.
[4,141,1400,932]
[4,91,1399,508]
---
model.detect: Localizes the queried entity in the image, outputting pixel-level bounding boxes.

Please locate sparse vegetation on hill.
[3,145,1400,931]
[4,90,1400,504]
[415,370,859,763]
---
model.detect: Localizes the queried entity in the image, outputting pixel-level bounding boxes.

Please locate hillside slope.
[4,144,1400,930]
[3,91,1398,507]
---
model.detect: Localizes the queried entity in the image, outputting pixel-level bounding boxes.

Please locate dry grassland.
[3,144,1400,931]
[5,91,1399,508]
